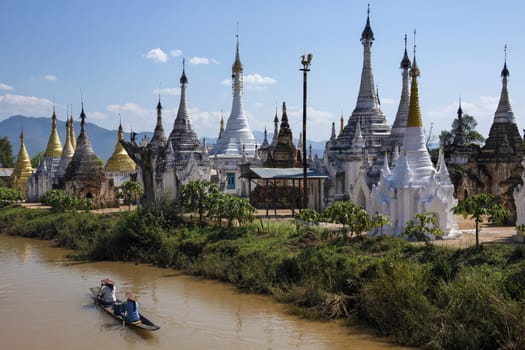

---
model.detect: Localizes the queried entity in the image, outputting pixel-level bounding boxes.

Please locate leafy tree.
[0,137,14,168]
[119,180,144,210]
[296,208,321,225]
[31,151,44,168]
[439,113,485,146]
[322,201,371,238]
[371,212,391,235]
[452,194,510,247]
[0,186,24,207]
[40,189,94,213]
[177,180,219,225]
[401,212,444,245]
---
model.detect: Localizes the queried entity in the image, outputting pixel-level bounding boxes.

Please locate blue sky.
[1,0,524,143]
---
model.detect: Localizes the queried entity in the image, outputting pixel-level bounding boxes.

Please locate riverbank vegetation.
[0,200,523,349]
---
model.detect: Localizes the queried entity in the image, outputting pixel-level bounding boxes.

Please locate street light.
[300,53,312,210]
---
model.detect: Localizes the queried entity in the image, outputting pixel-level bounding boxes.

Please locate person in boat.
[122,291,140,323]
[97,278,116,307]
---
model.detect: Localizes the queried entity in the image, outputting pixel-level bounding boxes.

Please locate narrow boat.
[89,287,160,331]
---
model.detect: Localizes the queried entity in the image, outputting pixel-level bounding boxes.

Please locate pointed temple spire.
[339,113,344,137]
[356,4,379,111]
[61,117,75,158]
[453,97,466,145]
[218,110,225,140]
[11,131,33,194]
[210,33,256,156]
[271,105,279,148]
[330,122,337,141]
[150,86,167,149]
[43,108,63,158]
[169,59,200,152]
[401,31,435,183]
[493,45,515,124]
[390,34,412,149]
[69,107,76,150]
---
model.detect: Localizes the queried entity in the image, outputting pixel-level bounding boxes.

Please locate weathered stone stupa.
[64,106,118,208]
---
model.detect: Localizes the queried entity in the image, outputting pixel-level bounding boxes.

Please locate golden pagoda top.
[11,132,33,193]
[232,36,243,73]
[69,114,76,150]
[406,37,423,128]
[61,118,75,158]
[43,109,63,157]
[104,123,136,172]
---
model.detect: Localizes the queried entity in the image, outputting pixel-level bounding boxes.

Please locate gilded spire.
[339,113,344,137]
[105,122,136,172]
[391,34,412,147]
[232,34,243,74]
[61,117,75,158]
[407,31,423,128]
[11,131,32,194]
[43,107,63,157]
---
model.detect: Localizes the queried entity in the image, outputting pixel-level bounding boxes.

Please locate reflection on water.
[0,234,408,350]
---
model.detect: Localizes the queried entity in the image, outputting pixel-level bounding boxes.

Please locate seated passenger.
[123,292,140,323]
[97,278,116,307]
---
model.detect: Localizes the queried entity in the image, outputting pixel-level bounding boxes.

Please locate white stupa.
[369,42,459,237]
[210,35,256,157]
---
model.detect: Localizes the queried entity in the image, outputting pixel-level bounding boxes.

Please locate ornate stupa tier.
[337,6,390,153]
[210,36,256,157]
[479,55,525,162]
[168,59,200,155]
[105,123,136,172]
[43,109,63,158]
[65,107,102,178]
[11,132,33,194]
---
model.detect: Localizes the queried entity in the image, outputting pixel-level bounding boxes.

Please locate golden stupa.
[43,109,63,158]
[104,123,136,172]
[11,132,33,195]
[69,114,76,150]
[61,118,75,158]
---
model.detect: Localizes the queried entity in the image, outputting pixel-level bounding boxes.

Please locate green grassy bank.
[0,205,524,349]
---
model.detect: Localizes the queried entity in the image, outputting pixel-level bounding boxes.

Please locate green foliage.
[0,186,24,206]
[371,212,391,235]
[207,192,255,227]
[322,201,371,237]
[439,113,485,146]
[296,208,321,225]
[119,180,144,209]
[0,136,14,168]
[401,212,444,244]
[40,189,94,212]
[177,180,219,224]
[452,193,510,247]
[30,151,44,168]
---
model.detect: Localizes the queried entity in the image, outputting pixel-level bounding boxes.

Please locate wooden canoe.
[90,287,160,331]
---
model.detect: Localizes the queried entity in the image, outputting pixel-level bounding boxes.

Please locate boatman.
[97,278,117,307]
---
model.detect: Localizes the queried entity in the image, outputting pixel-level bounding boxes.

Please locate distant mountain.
[0,115,327,163]
[0,115,152,161]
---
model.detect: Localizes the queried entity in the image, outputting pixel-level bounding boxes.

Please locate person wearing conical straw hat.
[123,291,140,323]
[97,278,116,306]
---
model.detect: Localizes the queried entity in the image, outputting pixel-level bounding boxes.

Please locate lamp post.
[300,53,312,210]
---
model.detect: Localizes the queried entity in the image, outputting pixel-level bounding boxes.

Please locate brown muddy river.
[0,234,409,349]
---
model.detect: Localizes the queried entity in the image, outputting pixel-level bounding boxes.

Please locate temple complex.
[10,132,33,194]
[369,45,458,236]
[63,106,118,208]
[122,62,210,205]
[323,6,392,207]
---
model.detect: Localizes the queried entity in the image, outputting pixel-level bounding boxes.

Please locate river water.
[0,234,408,350]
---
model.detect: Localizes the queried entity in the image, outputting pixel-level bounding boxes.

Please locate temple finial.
[404,33,407,50]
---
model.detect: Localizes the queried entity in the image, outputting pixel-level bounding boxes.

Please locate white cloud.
[379,97,396,105]
[170,49,183,58]
[189,56,211,65]
[44,74,58,81]
[0,93,53,117]
[0,83,14,91]
[221,73,277,90]
[284,105,335,141]
[143,48,168,63]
